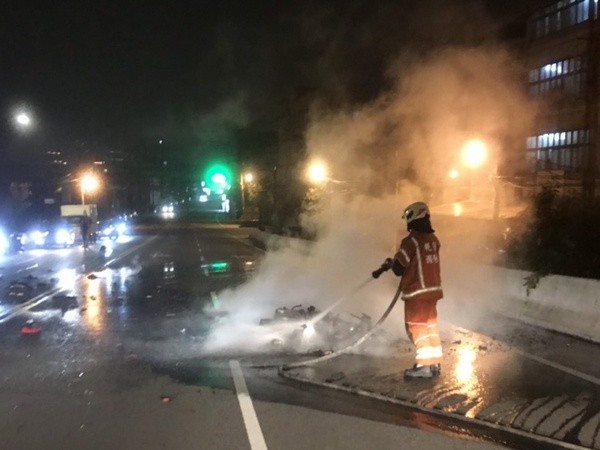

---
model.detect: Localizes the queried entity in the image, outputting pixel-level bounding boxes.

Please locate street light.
[306,160,328,185]
[15,113,31,127]
[461,139,488,169]
[459,138,501,220]
[80,173,100,205]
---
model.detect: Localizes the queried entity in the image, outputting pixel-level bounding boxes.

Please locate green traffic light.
[204,163,234,192]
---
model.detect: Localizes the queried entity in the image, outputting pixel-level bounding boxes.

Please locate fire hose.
[250,259,401,370]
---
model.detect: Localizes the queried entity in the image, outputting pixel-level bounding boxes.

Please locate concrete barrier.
[444,260,600,343]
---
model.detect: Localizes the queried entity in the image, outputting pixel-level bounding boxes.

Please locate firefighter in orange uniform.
[373,202,443,379]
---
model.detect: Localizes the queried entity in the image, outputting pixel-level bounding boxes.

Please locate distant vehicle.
[157,203,176,218]
[60,204,98,243]
[21,218,76,249]
[0,220,26,255]
[99,217,129,240]
[0,226,11,255]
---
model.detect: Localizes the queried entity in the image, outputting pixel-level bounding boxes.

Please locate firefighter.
[373,202,443,379]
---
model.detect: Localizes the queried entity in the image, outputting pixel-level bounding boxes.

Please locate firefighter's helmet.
[402,202,430,224]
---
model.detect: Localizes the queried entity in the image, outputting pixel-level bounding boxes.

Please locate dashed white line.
[229,360,268,450]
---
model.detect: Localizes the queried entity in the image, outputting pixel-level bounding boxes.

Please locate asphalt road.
[0,220,589,449]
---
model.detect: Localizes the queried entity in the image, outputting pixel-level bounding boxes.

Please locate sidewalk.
[279,323,599,450]
[247,228,600,449]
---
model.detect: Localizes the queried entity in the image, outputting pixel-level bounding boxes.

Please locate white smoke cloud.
[202,45,535,355]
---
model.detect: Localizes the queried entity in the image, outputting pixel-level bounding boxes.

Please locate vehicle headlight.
[55,228,71,244]
[0,230,8,255]
[30,230,48,246]
[161,206,169,213]
[116,222,127,234]
[102,225,115,235]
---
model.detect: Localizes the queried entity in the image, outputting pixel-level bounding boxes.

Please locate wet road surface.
[0,222,591,449]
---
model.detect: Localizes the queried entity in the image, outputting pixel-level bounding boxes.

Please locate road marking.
[16,263,39,273]
[103,235,158,268]
[0,288,62,323]
[210,291,220,308]
[0,235,158,323]
[451,325,600,387]
[514,349,600,386]
[229,360,268,450]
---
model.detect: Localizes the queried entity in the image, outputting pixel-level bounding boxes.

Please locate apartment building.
[525,0,600,197]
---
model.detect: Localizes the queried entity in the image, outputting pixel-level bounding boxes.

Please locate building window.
[528,0,598,39]
[528,56,587,97]
[526,129,589,170]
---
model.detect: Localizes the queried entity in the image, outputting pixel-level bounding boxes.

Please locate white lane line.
[16,263,39,273]
[514,349,600,386]
[229,360,268,450]
[451,325,600,387]
[0,235,159,323]
[103,235,158,268]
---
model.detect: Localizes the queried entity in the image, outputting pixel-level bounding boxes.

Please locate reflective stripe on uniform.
[411,237,425,289]
[402,286,443,299]
[416,345,443,360]
[414,333,440,344]
[399,249,410,265]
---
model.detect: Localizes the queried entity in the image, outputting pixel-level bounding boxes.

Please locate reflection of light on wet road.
[454,346,483,418]
[455,347,476,383]
[83,278,105,333]
[102,241,114,258]
[56,268,77,292]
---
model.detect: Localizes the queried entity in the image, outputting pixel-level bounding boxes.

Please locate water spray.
[302,276,373,329]
[281,279,402,370]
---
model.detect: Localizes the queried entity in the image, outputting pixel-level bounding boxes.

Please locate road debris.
[21,320,42,336]
[325,372,346,383]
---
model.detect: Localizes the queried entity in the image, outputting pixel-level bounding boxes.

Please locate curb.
[278,367,588,450]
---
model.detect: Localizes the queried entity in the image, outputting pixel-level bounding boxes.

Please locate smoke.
[202,194,412,355]
[203,44,535,355]
[305,46,534,192]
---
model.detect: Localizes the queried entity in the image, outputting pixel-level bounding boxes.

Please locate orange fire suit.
[394,231,443,366]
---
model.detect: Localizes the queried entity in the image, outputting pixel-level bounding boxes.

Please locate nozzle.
[372,258,393,279]
[372,268,385,279]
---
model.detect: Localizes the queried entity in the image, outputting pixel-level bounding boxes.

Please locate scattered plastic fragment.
[21,320,42,335]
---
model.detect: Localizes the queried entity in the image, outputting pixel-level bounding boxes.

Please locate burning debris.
[258,304,386,353]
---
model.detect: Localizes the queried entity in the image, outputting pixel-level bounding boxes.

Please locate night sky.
[0,0,546,172]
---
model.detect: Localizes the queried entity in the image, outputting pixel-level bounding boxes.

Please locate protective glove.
[372,258,394,279]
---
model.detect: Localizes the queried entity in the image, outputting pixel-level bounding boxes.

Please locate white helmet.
[402,202,430,224]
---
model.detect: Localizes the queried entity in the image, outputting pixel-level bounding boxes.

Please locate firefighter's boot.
[404,364,433,379]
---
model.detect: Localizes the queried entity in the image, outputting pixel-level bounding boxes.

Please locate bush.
[504,187,600,279]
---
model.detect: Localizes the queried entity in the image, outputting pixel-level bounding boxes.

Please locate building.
[525,0,600,198]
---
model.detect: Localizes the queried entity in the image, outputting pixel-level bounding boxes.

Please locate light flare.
[462,139,488,168]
